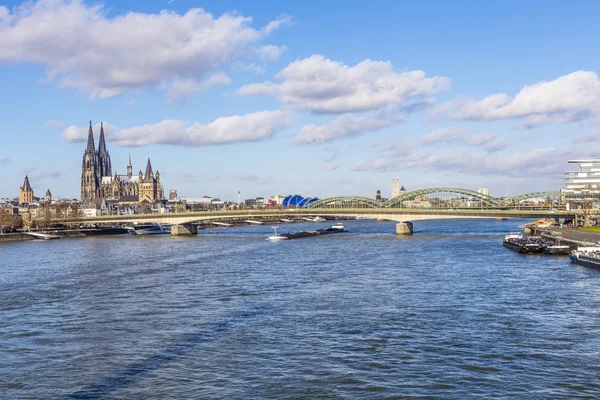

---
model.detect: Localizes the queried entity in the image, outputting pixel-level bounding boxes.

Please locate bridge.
[59,188,570,235]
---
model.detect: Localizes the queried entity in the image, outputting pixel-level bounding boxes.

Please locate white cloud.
[44,120,63,128]
[293,112,403,144]
[239,54,450,113]
[0,156,10,164]
[354,146,600,179]
[167,73,232,103]
[261,14,294,35]
[61,110,292,147]
[256,45,287,61]
[406,128,513,152]
[572,130,600,144]
[124,100,135,107]
[432,71,600,127]
[61,122,118,143]
[0,0,288,99]
[322,163,340,171]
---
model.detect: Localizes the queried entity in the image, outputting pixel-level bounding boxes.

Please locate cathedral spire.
[144,158,153,182]
[98,122,107,154]
[23,175,32,191]
[86,120,95,152]
[126,151,132,178]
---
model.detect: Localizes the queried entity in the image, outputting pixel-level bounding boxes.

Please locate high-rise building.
[478,188,491,197]
[563,159,600,209]
[375,190,382,201]
[391,178,401,198]
[19,175,34,204]
[169,190,178,201]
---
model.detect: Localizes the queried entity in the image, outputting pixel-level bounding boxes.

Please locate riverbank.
[527,225,600,248]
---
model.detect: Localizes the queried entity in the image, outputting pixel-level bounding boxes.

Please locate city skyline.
[2,0,600,200]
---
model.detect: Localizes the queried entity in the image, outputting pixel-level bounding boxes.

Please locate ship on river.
[503,233,542,254]
[569,248,600,270]
[503,233,569,255]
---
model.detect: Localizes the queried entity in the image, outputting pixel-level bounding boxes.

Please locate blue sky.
[1,0,600,200]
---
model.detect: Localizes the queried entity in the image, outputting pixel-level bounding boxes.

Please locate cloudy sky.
[1,0,600,200]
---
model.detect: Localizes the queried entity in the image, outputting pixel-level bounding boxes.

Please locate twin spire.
[86,120,108,154]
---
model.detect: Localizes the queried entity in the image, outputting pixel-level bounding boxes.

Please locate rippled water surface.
[2,219,600,399]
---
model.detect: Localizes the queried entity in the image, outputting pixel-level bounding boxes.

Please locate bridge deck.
[59,208,573,225]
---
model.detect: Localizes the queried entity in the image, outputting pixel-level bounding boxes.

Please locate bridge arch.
[384,187,499,208]
[500,192,562,207]
[307,196,381,209]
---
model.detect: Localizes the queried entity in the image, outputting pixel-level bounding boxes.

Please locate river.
[1,219,600,399]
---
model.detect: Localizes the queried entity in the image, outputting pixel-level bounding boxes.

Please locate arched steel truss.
[501,192,561,206]
[383,187,498,208]
[307,189,564,209]
[307,196,381,209]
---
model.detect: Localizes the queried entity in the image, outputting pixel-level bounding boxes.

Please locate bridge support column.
[396,221,413,235]
[171,223,197,236]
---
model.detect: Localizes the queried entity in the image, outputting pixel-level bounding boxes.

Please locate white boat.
[312,217,326,222]
[332,222,345,230]
[131,223,170,235]
[27,231,60,240]
[268,226,288,241]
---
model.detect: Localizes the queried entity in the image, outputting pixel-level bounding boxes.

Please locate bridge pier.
[396,222,413,235]
[171,223,198,236]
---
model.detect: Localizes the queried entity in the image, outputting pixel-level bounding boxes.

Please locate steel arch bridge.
[501,192,561,207]
[307,188,564,210]
[383,187,499,208]
[308,196,382,209]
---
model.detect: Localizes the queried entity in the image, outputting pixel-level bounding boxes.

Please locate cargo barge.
[277,226,349,240]
[503,233,543,254]
[503,233,570,255]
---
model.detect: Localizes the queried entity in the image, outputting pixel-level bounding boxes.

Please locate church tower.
[139,158,158,202]
[19,175,34,204]
[126,151,132,178]
[81,121,99,201]
[97,122,112,178]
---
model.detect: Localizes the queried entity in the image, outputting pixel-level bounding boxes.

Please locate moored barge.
[503,233,543,254]
[569,248,600,270]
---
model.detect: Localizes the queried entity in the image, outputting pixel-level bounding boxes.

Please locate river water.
[1,219,600,399]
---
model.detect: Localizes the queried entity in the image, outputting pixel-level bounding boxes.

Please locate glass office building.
[563,159,600,209]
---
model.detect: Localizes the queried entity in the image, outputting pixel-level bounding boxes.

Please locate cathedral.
[80,121,164,203]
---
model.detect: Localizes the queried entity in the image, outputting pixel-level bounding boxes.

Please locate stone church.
[80,121,164,203]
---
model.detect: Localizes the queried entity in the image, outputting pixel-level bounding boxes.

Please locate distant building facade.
[563,159,600,209]
[478,188,491,197]
[391,179,400,198]
[169,189,178,201]
[80,121,164,203]
[19,175,33,204]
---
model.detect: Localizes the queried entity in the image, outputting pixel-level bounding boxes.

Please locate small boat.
[542,238,570,255]
[543,244,571,255]
[130,223,170,235]
[331,222,345,230]
[27,231,60,240]
[312,217,326,222]
[268,226,288,241]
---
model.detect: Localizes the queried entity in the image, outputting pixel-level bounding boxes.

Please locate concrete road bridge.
[60,189,570,235]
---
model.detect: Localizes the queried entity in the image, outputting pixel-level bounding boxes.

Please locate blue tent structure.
[282,195,319,208]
